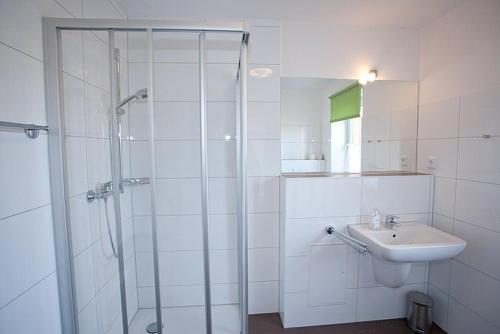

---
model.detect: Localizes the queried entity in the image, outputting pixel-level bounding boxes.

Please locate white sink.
[348,223,466,287]
[348,223,466,262]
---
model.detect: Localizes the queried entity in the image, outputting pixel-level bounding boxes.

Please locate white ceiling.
[124,0,463,29]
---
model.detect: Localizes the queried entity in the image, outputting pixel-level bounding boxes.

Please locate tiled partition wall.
[0,1,127,333]
[418,0,500,333]
[279,175,433,327]
[126,24,281,314]
[246,23,281,313]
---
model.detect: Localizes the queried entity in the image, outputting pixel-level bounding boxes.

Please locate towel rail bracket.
[326,225,368,253]
[0,121,49,139]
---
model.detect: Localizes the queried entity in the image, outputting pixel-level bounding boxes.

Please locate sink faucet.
[385,215,400,229]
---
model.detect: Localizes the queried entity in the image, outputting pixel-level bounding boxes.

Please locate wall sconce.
[249,67,273,78]
[359,69,378,86]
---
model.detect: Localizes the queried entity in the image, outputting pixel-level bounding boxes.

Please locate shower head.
[134,88,148,99]
[116,88,148,112]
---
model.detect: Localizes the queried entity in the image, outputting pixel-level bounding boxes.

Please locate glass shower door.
[59,28,159,334]
[52,21,248,334]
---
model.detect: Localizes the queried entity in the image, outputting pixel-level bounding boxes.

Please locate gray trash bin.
[406,291,433,334]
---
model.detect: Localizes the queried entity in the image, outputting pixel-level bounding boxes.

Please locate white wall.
[279,174,432,327]
[417,0,500,333]
[0,1,127,333]
[281,21,420,81]
[237,23,282,314]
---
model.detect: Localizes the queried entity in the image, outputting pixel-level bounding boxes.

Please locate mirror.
[280,78,418,173]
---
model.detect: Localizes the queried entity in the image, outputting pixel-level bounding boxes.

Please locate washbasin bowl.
[347,223,466,287]
[348,223,466,262]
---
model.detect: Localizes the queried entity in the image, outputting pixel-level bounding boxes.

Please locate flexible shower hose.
[103,197,118,258]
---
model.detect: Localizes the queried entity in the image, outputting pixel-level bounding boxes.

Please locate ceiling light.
[359,69,378,86]
[367,69,377,82]
[249,67,273,78]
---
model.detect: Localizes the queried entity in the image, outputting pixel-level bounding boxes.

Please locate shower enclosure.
[43,18,249,334]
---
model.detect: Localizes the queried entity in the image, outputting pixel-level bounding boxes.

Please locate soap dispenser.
[371,209,381,229]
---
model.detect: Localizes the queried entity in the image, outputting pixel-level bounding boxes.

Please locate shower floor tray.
[128,304,240,334]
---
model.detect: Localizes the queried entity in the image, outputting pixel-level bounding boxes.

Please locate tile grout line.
[0,40,43,63]
[0,270,56,312]
[0,202,52,222]
[448,295,500,331]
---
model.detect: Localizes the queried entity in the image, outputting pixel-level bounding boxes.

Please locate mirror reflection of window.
[330,117,361,173]
[280,78,418,174]
[329,83,362,173]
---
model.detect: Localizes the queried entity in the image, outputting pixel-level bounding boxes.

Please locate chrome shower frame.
[43,18,250,334]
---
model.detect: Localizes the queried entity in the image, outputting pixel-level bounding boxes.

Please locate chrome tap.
[385,215,400,229]
[86,181,113,202]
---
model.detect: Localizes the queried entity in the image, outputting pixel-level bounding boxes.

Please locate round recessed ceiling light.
[249,67,273,78]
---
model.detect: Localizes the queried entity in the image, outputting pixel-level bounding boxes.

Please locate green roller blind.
[329,84,361,123]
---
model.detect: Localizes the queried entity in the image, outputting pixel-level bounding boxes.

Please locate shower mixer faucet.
[86,181,113,203]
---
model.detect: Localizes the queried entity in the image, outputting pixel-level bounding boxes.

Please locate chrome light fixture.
[359,69,378,85]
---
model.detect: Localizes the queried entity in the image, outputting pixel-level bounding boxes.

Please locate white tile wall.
[63,73,86,136]
[279,174,432,327]
[357,283,426,321]
[447,298,500,334]
[457,137,500,184]
[455,180,500,233]
[418,97,460,139]
[0,1,129,333]
[154,102,200,140]
[285,177,362,218]
[0,132,51,218]
[454,220,500,280]
[0,273,61,333]
[0,205,56,308]
[0,44,46,125]
[420,1,500,332]
[459,88,500,138]
[248,102,280,139]
[427,284,449,330]
[450,261,500,328]
[429,260,451,294]
[417,138,458,177]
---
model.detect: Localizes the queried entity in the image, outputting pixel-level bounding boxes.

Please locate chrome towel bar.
[326,225,368,253]
[0,121,49,139]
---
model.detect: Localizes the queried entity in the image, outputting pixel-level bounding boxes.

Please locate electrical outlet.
[400,156,409,168]
[427,156,437,170]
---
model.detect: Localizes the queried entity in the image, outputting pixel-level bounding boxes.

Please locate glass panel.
[60,29,127,334]
[113,30,143,333]
[206,32,241,334]
[128,30,209,333]
[123,30,162,334]
[61,27,245,334]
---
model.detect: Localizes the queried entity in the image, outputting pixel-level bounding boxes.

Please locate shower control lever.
[86,178,150,202]
[86,181,113,203]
